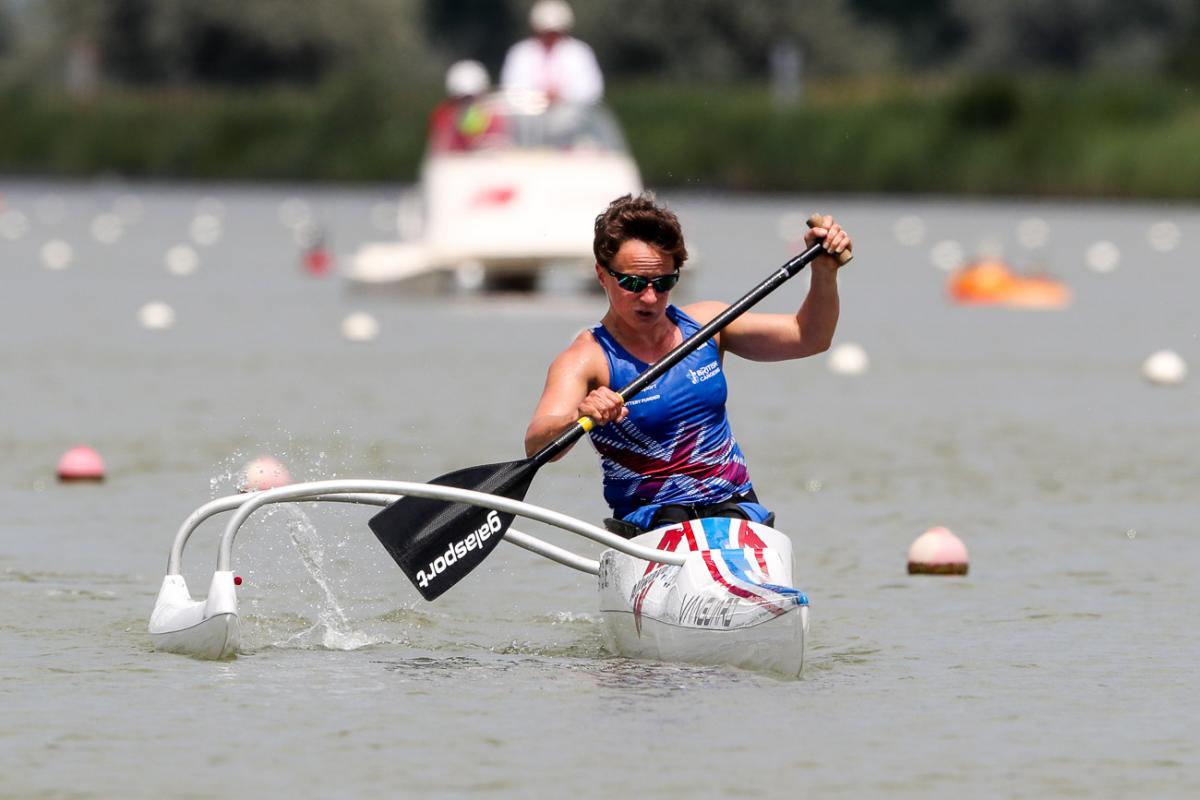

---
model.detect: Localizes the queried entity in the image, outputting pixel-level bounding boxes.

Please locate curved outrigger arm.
[165,479,686,579]
[216,480,688,573]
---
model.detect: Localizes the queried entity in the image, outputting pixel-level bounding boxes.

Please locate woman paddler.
[524,193,852,537]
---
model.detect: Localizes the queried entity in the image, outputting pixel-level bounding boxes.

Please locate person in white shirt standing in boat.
[524,193,851,537]
[500,0,604,106]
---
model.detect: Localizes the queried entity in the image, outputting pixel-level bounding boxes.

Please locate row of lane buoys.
[889,213,1183,261]
[130,302,382,341]
[58,440,972,576]
[887,213,1191,315]
[826,338,1186,387]
[56,446,294,491]
[14,190,335,277]
[9,196,214,337]
[59,441,969,576]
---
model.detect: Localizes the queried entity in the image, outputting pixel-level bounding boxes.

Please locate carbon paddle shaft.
[529,238,843,467]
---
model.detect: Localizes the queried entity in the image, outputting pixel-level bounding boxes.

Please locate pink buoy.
[907,526,969,575]
[240,456,292,492]
[57,446,106,482]
[303,245,333,276]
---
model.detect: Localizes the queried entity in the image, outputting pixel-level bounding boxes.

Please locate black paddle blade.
[368,459,538,601]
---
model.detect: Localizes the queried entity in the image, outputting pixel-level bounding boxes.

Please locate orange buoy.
[948,260,1069,309]
[948,260,1018,304]
[1002,274,1071,310]
[57,446,106,482]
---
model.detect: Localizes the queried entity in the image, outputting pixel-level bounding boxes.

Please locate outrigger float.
[149,479,809,677]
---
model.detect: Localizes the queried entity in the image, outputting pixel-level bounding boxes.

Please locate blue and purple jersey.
[588,305,763,528]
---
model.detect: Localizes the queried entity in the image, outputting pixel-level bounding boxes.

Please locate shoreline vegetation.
[2,76,1198,199]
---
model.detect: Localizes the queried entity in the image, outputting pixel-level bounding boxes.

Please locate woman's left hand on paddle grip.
[805,215,852,269]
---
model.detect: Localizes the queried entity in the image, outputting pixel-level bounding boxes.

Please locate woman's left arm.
[687,216,851,362]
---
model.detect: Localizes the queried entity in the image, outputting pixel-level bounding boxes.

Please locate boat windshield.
[427,91,630,155]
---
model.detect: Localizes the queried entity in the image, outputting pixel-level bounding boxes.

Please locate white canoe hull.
[599,518,809,677]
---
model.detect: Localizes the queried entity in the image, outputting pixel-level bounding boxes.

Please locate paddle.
[369,215,852,600]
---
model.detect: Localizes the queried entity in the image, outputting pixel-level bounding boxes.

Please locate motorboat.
[348,92,642,291]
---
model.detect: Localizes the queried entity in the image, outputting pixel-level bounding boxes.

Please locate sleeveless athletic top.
[587,305,767,529]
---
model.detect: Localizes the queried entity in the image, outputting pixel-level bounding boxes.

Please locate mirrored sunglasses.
[603,266,680,293]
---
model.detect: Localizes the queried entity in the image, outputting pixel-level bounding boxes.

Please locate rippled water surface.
[2,181,1197,798]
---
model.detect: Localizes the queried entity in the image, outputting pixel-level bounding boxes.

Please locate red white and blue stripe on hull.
[598,517,809,677]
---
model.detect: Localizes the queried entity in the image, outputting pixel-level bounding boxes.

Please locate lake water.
[2,180,1197,798]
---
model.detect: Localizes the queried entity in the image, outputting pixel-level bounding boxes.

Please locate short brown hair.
[593,193,688,270]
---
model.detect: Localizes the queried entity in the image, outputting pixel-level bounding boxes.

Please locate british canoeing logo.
[686,361,721,384]
[416,510,502,589]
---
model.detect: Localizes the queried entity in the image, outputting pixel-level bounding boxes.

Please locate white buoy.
[278,197,312,229]
[1086,241,1120,273]
[907,526,969,575]
[165,244,200,276]
[292,221,322,248]
[1147,221,1180,252]
[138,301,176,331]
[90,212,124,244]
[0,209,31,240]
[1142,349,1187,386]
[828,342,869,376]
[341,311,379,342]
[930,240,964,271]
[40,240,74,270]
[189,214,223,246]
[892,215,926,246]
[1016,217,1050,249]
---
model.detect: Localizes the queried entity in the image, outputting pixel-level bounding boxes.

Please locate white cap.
[530,0,573,32]
[444,60,490,97]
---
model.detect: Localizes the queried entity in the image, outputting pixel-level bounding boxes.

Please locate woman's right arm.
[524,334,625,459]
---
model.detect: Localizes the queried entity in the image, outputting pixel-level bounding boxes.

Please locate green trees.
[1,0,1199,195]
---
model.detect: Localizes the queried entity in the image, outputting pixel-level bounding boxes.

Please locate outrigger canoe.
[150,480,809,676]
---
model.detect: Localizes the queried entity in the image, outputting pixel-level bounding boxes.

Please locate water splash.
[276,505,383,651]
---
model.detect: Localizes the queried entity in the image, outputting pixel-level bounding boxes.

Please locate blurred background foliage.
[0,0,1198,195]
